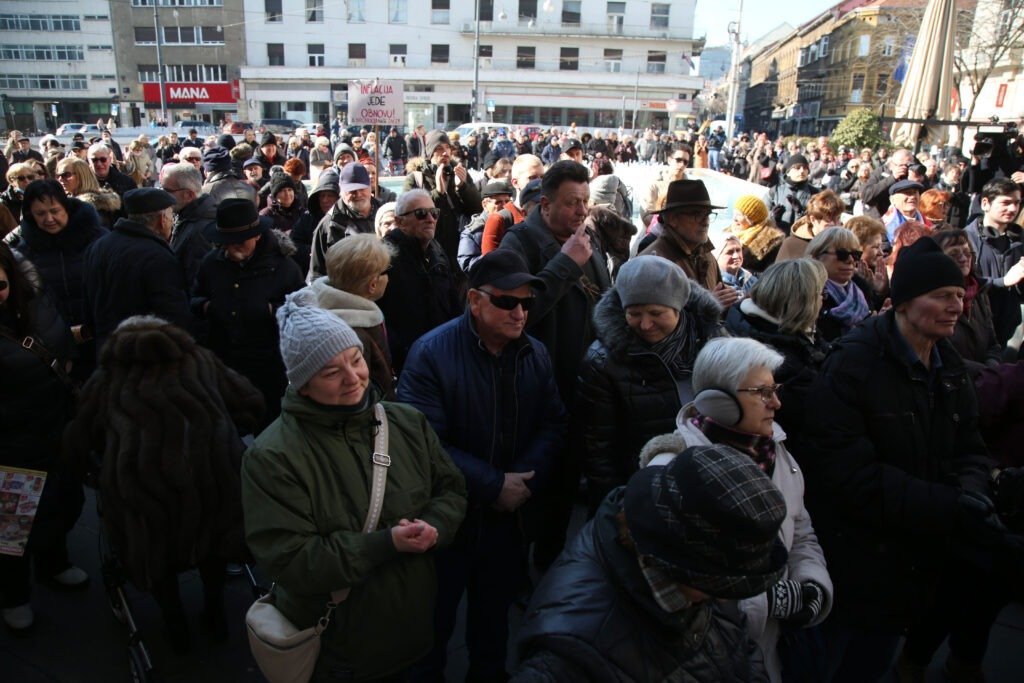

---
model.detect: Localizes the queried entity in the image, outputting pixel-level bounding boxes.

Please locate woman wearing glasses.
[807,227,873,342]
[638,336,832,683]
[2,162,41,225]
[55,157,122,229]
[576,255,724,515]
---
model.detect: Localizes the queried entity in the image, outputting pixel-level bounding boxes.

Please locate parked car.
[257,118,307,135]
[173,120,218,136]
[78,124,104,137]
[222,121,253,134]
[55,122,88,136]
[453,122,514,141]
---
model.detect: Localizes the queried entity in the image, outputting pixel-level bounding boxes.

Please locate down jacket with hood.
[576,285,724,512]
[289,172,339,279]
[639,412,833,683]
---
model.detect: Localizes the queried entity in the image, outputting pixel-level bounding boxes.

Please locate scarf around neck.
[730,221,783,260]
[963,273,980,318]
[644,313,698,379]
[692,414,776,475]
[824,279,870,332]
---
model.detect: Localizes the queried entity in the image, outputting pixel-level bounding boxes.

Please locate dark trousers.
[822,619,902,683]
[413,517,524,683]
[150,558,226,623]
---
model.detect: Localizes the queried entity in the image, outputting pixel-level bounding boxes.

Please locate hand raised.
[559,221,592,267]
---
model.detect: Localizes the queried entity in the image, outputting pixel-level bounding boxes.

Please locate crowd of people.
[2,117,1024,683]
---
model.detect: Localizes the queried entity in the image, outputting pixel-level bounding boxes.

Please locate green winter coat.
[242,387,467,681]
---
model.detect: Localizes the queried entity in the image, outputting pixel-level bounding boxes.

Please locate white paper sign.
[348,80,404,127]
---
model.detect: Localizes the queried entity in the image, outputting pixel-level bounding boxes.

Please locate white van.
[454,122,514,140]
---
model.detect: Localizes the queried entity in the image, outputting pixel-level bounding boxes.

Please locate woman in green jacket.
[242,290,467,682]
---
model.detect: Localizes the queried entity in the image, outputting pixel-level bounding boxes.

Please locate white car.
[55,122,88,136]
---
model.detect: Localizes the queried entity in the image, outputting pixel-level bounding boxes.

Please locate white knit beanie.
[277,289,363,388]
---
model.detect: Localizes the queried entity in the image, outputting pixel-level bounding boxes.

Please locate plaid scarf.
[646,313,698,379]
[638,554,693,613]
[692,415,776,475]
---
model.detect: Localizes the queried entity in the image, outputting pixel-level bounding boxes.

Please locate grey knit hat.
[614,255,691,311]
[277,289,363,388]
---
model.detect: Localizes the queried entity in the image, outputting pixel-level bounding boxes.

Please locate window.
[479,0,494,22]
[519,0,537,23]
[349,43,366,58]
[138,64,226,82]
[876,73,888,95]
[389,0,407,23]
[604,48,623,72]
[308,43,325,66]
[820,35,829,57]
[0,74,88,90]
[131,0,223,5]
[0,45,85,61]
[268,43,284,66]
[651,3,670,29]
[562,0,581,26]
[479,44,493,58]
[857,35,870,57]
[431,0,450,24]
[798,47,807,67]
[88,45,113,51]
[138,65,161,82]
[647,50,667,74]
[809,44,818,63]
[607,2,625,33]
[306,0,323,22]
[200,26,225,44]
[165,26,196,44]
[851,73,865,103]
[882,36,895,57]
[265,0,282,22]
[560,47,579,71]
[431,44,449,64]
[517,46,536,70]
[347,0,366,22]
[390,43,407,66]
[134,26,157,44]
[0,14,80,31]
[91,74,116,80]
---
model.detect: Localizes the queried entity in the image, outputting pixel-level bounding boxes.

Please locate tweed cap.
[623,444,788,599]
[277,289,363,389]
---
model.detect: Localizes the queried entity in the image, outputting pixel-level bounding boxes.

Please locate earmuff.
[693,387,743,427]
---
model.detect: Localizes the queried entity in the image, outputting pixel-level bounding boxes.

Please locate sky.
[694,0,842,47]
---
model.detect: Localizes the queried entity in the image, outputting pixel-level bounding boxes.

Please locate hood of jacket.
[307,276,385,328]
[592,285,722,359]
[306,172,340,224]
[18,196,105,253]
[589,175,622,206]
[78,189,122,214]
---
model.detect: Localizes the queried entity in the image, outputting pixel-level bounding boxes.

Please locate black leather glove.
[955,490,1011,549]
[771,204,786,223]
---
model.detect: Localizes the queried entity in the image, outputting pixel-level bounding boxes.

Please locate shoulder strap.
[0,327,73,388]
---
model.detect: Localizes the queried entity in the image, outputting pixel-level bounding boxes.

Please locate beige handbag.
[246,403,391,683]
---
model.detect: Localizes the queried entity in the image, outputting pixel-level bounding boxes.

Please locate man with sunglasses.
[377,189,462,373]
[87,143,136,199]
[640,144,691,227]
[399,250,566,683]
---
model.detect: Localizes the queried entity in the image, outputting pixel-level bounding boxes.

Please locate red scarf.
[963,273,980,318]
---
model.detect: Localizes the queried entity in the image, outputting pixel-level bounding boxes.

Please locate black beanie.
[216,133,237,150]
[890,237,965,307]
[784,154,809,172]
[260,132,278,148]
[270,173,296,198]
[202,146,232,174]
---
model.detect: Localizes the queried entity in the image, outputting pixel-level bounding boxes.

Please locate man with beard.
[307,163,382,280]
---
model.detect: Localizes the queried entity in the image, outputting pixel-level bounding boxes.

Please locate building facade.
[240,0,704,131]
[109,0,247,126]
[0,1,119,132]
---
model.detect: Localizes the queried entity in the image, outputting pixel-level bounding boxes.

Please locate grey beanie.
[277,289,363,388]
[615,255,691,311]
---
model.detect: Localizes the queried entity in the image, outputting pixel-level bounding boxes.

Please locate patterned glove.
[789,581,825,627]
[766,579,804,619]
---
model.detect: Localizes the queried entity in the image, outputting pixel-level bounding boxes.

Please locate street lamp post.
[153,5,168,124]
[725,0,745,138]
[472,0,481,122]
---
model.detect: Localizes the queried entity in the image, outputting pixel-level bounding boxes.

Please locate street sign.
[486,99,496,112]
[348,79,404,127]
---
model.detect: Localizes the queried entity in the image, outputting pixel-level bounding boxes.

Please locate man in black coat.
[377,189,462,373]
[160,163,216,289]
[88,143,136,199]
[11,136,44,165]
[307,163,382,281]
[860,148,913,219]
[798,238,1016,681]
[82,188,193,355]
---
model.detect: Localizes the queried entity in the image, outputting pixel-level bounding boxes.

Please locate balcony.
[458,20,687,41]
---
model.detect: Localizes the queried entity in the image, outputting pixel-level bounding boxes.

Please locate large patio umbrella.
[890,0,957,148]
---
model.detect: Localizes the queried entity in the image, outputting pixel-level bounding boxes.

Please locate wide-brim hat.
[623,444,789,600]
[652,179,724,214]
[206,197,268,244]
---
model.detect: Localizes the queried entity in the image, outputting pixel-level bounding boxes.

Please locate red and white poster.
[143,81,237,104]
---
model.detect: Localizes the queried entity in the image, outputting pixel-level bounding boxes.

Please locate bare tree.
[954,0,1024,122]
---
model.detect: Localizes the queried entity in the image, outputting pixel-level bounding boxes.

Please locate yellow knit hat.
[734,195,769,225]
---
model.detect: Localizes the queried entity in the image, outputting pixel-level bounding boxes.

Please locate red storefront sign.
[143,81,237,104]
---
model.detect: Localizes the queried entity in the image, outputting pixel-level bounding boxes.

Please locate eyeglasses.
[671,156,691,163]
[679,210,717,222]
[57,172,75,180]
[478,289,535,311]
[90,157,111,164]
[400,207,440,220]
[825,248,862,262]
[12,175,37,182]
[736,383,783,404]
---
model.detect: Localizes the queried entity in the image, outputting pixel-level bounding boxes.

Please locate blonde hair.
[6,162,39,183]
[807,226,860,260]
[325,233,395,294]
[56,157,100,195]
[845,216,887,248]
[806,190,846,223]
[749,259,828,334]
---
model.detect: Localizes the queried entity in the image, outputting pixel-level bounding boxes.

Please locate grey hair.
[161,162,203,193]
[749,258,828,335]
[692,337,785,394]
[394,189,433,216]
[807,226,860,259]
[179,147,202,160]
[87,142,112,157]
[127,209,170,230]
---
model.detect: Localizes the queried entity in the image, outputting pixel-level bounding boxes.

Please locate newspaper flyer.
[0,466,47,557]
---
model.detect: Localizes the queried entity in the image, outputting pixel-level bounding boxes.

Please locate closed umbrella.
[890,0,957,148]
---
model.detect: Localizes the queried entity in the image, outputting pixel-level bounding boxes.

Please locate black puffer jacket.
[307,196,383,280]
[512,491,767,683]
[799,311,992,631]
[0,185,25,224]
[724,300,828,436]
[170,193,217,289]
[290,172,338,279]
[13,196,107,329]
[769,178,817,234]
[190,230,304,417]
[402,162,483,267]
[577,286,723,513]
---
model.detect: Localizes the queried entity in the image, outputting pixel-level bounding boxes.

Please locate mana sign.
[142,82,235,104]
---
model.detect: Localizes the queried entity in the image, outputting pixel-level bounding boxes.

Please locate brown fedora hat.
[653,179,724,214]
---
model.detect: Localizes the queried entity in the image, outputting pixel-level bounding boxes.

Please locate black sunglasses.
[0,280,8,292]
[826,248,863,262]
[672,156,690,163]
[401,207,440,220]
[13,175,37,181]
[478,289,534,311]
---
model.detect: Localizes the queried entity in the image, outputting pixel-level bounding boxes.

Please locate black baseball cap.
[468,250,545,291]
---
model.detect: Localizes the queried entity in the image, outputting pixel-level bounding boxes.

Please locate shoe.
[2,603,34,632]
[47,565,90,590]
[225,562,245,577]
[944,654,986,683]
